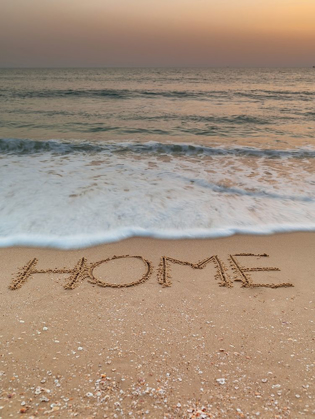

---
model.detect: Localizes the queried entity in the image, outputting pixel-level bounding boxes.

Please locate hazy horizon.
[1,66,314,69]
[1,0,315,68]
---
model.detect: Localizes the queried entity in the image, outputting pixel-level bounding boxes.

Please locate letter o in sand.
[89,255,152,288]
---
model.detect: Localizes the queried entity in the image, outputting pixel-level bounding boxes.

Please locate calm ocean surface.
[0,68,314,248]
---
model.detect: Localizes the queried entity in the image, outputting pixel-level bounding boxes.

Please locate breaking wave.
[0,138,314,249]
[1,138,315,159]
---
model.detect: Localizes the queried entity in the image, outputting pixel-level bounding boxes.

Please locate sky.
[0,0,314,67]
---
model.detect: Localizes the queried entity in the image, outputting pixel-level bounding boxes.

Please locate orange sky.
[1,0,314,67]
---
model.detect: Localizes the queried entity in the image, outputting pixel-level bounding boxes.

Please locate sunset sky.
[1,0,315,67]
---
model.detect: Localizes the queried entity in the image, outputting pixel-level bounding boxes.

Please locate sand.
[0,233,314,418]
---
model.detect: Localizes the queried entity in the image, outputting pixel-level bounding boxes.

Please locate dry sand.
[0,233,314,418]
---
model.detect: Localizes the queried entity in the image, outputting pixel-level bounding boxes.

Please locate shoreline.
[1,226,315,250]
[0,232,314,417]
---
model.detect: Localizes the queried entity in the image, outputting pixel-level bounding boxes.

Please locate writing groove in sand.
[9,253,294,291]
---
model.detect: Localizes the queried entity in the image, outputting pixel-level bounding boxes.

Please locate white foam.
[1,224,315,249]
[0,140,314,249]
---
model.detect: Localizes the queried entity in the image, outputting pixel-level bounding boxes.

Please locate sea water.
[0,68,314,248]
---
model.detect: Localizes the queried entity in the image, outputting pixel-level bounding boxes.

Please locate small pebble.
[216,378,226,385]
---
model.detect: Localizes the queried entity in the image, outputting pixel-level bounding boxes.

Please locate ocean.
[0,68,314,248]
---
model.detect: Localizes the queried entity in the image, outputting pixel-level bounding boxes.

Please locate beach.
[1,232,314,418]
[1,0,315,415]
[0,68,314,418]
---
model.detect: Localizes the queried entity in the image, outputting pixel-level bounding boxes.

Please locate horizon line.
[0,65,314,70]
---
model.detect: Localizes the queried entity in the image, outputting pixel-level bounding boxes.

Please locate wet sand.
[0,233,314,418]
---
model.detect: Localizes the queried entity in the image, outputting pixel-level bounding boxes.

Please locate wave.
[1,138,315,159]
[1,88,210,100]
[129,114,275,125]
[2,88,314,101]
[4,109,275,125]
[1,138,314,249]
[1,224,315,249]
[236,89,315,101]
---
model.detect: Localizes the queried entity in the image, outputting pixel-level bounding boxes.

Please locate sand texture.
[0,233,314,418]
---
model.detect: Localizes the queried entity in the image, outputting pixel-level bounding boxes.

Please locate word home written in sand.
[9,253,293,291]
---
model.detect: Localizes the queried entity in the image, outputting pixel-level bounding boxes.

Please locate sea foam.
[0,138,314,249]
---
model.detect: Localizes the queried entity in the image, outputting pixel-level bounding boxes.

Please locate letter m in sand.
[157,255,232,288]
